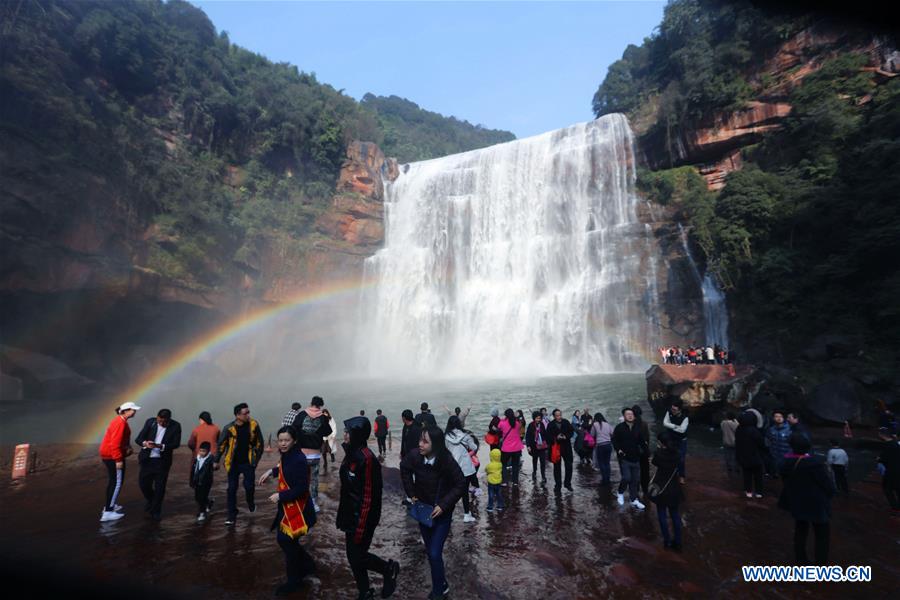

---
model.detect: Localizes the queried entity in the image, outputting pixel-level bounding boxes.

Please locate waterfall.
[678,224,730,346]
[360,114,662,377]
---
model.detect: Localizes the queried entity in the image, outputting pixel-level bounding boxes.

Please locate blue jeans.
[420,514,452,596]
[487,483,503,509]
[657,505,682,546]
[677,439,687,477]
[618,459,640,500]
[594,443,612,484]
[227,463,256,519]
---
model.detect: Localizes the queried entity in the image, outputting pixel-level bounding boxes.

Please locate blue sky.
[192,1,666,138]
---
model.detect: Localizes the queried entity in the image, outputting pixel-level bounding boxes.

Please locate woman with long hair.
[525,410,549,484]
[258,425,317,596]
[401,426,467,600]
[498,408,524,486]
[591,412,614,485]
[445,416,479,523]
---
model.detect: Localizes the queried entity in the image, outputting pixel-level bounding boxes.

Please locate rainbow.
[80,277,374,445]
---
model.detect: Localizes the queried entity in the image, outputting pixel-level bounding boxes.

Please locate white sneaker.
[100,510,125,522]
[617,493,625,506]
[631,499,645,510]
[313,499,321,513]
[473,488,482,497]
[197,513,206,523]
[463,513,476,523]
[113,504,123,512]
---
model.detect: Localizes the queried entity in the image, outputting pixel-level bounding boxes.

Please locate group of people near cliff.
[100,395,900,599]
[659,343,734,365]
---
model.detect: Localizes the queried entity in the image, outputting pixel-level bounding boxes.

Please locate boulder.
[811,377,862,424]
[646,364,759,417]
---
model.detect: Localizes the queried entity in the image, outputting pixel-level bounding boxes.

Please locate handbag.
[408,480,441,528]
[469,449,480,468]
[484,432,499,446]
[648,468,676,501]
[584,432,596,448]
[550,443,561,464]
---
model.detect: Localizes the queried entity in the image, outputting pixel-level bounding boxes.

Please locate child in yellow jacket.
[486,448,504,511]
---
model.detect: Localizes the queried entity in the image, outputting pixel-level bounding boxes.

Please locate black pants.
[346,531,388,594]
[831,465,849,493]
[553,445,573,489]
[138,459,170,517]
[376,436,387,455]
[102,459,124,511]
[742,465,763,494]
[227,463,256,519]
[531,448,547,481]
[277,531,316,585]
[195,482,212,513]
[639,453,650,495]
[884,481,900,509]
[794,520,829,565]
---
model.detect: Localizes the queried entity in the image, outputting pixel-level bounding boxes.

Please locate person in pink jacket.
[497,409,524,486]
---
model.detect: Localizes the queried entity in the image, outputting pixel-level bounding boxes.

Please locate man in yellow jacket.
[217,402,264,527]
[486,448,504,512]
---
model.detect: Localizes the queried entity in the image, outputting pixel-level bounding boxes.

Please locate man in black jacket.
[415,402,437,428]
[399,410,421,506]
[190,441,215,522]
[612,407,645,510]
[135,408,182,520]
[337,417,400,600]
[546,409,574,493]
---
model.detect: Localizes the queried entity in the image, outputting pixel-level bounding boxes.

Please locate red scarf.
[278,460,310,539]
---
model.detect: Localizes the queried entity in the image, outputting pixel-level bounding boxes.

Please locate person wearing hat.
[337,416,400,599]
[135,408,182,521]
[99,401,140,522]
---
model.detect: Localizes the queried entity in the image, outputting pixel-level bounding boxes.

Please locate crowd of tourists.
[658,343,735,365]
[99,396,900,599]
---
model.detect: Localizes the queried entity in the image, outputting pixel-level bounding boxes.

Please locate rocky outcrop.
[0,345,95,400]
[646,364,761,419]
[638,25,899,188]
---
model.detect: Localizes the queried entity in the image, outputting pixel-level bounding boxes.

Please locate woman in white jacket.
[445,415,478,522]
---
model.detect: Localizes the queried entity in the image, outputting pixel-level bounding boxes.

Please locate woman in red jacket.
[99,401,140,522]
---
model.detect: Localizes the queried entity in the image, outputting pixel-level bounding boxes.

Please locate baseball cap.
[119,401,141,411]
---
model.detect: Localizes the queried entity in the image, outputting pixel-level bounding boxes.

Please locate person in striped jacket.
[99,401,140,522]
[337,416,399,600]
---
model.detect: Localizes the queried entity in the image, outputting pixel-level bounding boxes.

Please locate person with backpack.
[662,399,689,483]
[374,409,390,458]
[778,433,835,565]
[445,416,479,523]
[337,416,400,600]
[291,396,333,513]
[650,431,683,550]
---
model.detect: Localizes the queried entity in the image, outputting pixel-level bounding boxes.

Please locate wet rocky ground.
[1,435,897,599]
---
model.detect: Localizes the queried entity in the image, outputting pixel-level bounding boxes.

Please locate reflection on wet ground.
[1,441,897,599]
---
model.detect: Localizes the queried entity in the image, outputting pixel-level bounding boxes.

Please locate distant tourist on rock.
[826,439,849,494]
[400,426,467,600]
[705,346,714,364]
[877,427,900,512]
[787,412,810,443]
[187,411,220,481]
[663,399,689,483]
[650,431,683,550]
[291,396,333,513]
[445,416,479,523]
[612,407,645,510]
[374,409,390,458]
[190,441,215,522]
[525,411,549,485]
[258,425,316,596]
[282,402,302,427]
[547,408,574,493]
[590,412,614,486]
[766,410,792,478]
[98,401,140,522]
[415,402,437,429]
[135,408,182,521]
[337,416,399,600]
[778,432,835,565]
[218,402,264,527]
[720,412,739,474]
[735,412,766,498]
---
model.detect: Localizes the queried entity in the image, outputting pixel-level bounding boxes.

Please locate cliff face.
[0,138,390,398]
[638,24,899,188]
